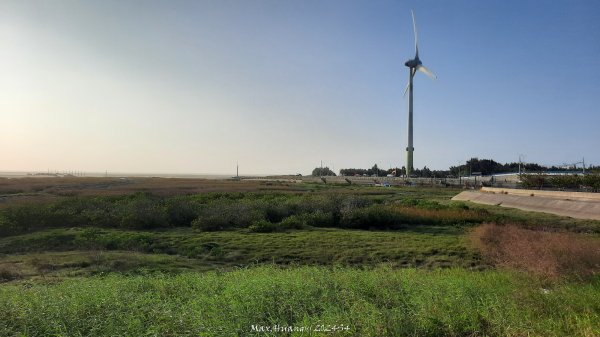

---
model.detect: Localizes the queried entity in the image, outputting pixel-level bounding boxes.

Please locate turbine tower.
[404,10,436,177]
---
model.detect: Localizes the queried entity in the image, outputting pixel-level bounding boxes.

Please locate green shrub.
[583,174,600,192]
[549,175,582,189]
[72,229,158,252]
[1,205,48,234]
[192,201,266,231]
[300,211,335,228]
[341,205,400,229]
[278,215,305,230]
[258,198,292,223]
[339,196,372,216]
[449,202,470,210]
[248,219,278,233]
[398,197,419,207]
[79,206,118,228]
[521,174,600,191]
[191,216,220,232]
[520,174,548,189]
[118,198,169,229]
[0,191,485,235]
[0,213,19,237]
[398,198,446,210]
[165,198,200,226]
[73,227,103,249]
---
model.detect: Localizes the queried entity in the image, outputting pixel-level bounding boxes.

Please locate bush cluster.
[0,193,179,235]
[191,194,365,232]
[0,193,365,235]
[0,192,486,236]
[520,173,600,191]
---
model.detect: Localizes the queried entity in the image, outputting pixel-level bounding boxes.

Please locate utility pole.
[518,154,525,177]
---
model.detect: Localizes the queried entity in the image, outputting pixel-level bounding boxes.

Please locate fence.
[300,175,511,188]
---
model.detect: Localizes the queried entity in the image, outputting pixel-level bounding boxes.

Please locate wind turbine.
[404,10,436,177]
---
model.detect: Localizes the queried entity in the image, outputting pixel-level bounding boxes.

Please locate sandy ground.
[453,190,600,220]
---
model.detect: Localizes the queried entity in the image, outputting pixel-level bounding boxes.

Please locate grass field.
[1,266,598,336]
[0,226,480,280]
[0,177,598,336]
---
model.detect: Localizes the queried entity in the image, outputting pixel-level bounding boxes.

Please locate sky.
[1,0,599,175]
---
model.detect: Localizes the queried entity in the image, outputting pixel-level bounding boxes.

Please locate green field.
[2,266,599,337]
[0,180,598,336]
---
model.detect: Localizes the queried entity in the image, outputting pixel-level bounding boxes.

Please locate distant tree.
[340,158,561,179]
[311,167,336,177]
[449,158,549,176]
[362,164,385,177]
[421,166,433,178]
[450,163,474,177]
[339,168,368,176]
[588,165,600,174]
[340,165,451,178]
[523,163,545,172]
[431,170,450,178]
[465,158,503,175]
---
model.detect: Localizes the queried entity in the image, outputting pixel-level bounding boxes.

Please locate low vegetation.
[0,192,486,236]
[1,266,598,336]
[0,177,304,198]
[0,226,479,276]
[471,223,600,280]
[520,173,600,191]
[1,178,599,336]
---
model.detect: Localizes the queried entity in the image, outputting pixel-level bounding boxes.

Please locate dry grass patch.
[391,205,486,225]
[0,264,22,282]
[0,177,305,199]
[471,223,600,280]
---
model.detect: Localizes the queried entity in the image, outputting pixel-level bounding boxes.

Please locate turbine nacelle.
[404,10,436,77]
[404,57,421,69]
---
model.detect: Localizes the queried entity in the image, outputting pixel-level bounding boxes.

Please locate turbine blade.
[411,10,419,58]
[403,81,410,97]
[417,65,437,79]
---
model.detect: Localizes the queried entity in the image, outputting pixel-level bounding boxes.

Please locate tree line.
[313,158,599,178]
[520,174,600,191]
[337,165,446,178]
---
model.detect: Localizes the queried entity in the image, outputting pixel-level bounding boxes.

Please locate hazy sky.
[1,0,599,175]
